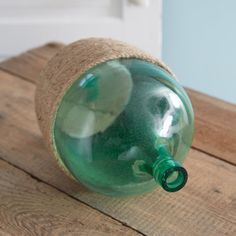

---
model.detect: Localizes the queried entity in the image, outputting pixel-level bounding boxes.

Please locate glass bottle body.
[53,59,194,196]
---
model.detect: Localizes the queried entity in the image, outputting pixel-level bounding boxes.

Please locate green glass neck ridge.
[152,145,188,192]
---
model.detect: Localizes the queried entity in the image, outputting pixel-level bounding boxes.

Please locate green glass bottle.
[53,58,194,196]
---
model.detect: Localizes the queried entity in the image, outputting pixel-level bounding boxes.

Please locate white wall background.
[0,0,162,60]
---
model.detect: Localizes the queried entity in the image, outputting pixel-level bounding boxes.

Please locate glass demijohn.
[53,59,194,196]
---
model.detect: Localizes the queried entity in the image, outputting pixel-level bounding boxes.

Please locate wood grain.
[29,42,65,60]
[0,70,235,236]
[0,52,46,83]
[189,88,236,165]
[0,43,235,165]
[0,43,63,84]
[0,158,139,236]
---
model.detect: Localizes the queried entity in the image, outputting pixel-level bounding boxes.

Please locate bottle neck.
[152,145,188,192]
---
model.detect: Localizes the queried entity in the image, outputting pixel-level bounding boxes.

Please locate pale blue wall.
[163,1,236,104]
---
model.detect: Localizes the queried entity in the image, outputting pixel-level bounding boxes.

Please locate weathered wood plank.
[29,42,64,60]
[0,52,46,83]
[0,70,235,236]
[0,43,64,83]
[0,159,139,236]
[0,43,235,165]
[189,88,236,165]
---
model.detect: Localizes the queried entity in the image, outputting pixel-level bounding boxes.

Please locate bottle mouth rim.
[160,166,188,192]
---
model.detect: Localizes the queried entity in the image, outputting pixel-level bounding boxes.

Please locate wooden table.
[0,43,235,236]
